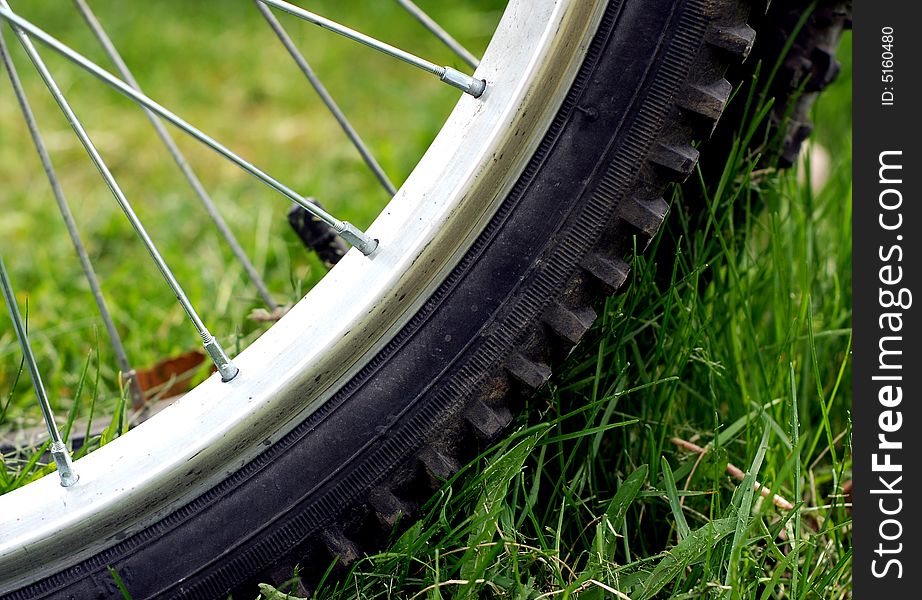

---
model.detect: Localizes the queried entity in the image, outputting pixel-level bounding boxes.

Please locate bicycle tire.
[1,0,763,597]
[714,0,851,170]
[658,0,851,285]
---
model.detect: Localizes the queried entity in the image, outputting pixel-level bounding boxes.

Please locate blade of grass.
[724,420,772,595]
[661,457,691,541]
[457,431,543,593]
[590,464,648,567]
[10,439,51,489]
[635,517,737,600]
[61,349,93,443]
[790,362,802,598]
[107,566,134,599]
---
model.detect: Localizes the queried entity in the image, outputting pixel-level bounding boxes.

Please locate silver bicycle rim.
[0,0,606,589]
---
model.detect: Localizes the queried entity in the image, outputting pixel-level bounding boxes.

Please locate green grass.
[0,0,503,429]
[260,32,854,600]
[1,2,851,598]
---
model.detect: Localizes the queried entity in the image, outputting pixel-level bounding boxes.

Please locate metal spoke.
[1,3,239,382]
[72,0,278,311]
[0,257,78,487]
[0,28,144,408]
[395,0,480,70]
[0,3,378,256]
[255,0,397,197]
[259,0,486,98]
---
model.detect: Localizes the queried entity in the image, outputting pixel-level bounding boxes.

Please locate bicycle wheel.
[1,0,759,597]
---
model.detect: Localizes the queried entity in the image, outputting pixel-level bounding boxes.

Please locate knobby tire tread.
[3,1,842,598]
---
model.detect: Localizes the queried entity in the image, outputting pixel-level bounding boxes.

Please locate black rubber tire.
[657,0,851,289]
[5,1,763,598]
[712,0,852,170]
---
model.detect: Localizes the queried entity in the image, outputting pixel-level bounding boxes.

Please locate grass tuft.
[0,3,851,598]
[298,32,853,600]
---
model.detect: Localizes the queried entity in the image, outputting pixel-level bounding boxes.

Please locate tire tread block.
[368,488,414,528]
[543,303,597,346]
[320,529,361,568]
[619,196,670,239]
[418,448,460,482]
[706,23,757,59]
[465,399,513,440]
[505,353,552,391]
[678,78,733,123]
[581,254,630,294]
[650,143,700,182]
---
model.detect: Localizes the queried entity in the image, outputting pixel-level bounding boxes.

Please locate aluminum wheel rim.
[0,0,606,589]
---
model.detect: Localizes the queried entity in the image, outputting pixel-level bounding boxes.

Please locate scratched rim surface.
[0,0,605,589]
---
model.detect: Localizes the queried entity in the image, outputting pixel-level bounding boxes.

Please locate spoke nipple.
[336,222,379,256]
[50,440,79,487]
[203,336,240,382]
[440,66,486,98]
